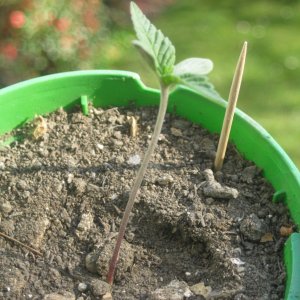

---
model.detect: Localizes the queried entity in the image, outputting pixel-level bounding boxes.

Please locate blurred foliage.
[0,0,174,85]
[0,0,106,85]
[0,0,299,167]
[104,0,300,167]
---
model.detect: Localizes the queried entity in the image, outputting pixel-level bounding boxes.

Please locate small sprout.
[107,1,217,285]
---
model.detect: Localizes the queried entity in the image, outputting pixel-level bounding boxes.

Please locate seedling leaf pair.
[108,2,220,285]
[130,1,218,98]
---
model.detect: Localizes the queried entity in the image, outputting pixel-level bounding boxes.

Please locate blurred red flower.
[55,18,71,32]
[1,43,18,60]
[9,10,26,29]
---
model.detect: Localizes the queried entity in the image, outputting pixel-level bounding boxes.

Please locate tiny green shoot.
[107,1,217,285]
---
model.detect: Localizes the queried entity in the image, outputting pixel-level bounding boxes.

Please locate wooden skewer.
[0,231,43,256]
[214,42,248,171]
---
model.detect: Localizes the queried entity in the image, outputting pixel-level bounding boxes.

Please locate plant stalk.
[107,83,170,285]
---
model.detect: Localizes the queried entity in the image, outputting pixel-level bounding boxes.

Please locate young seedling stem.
[107,1,217,285]
[214,42,247,171]
[107,83,169,284]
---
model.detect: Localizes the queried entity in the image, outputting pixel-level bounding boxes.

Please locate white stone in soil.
[77,282,88,292]
[230,257,245,266]
[190,282,212,298]
[127,154,141,165]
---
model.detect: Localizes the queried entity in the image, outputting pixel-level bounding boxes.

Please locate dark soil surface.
[0,105,292,300]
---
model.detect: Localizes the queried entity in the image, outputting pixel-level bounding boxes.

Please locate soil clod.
[201,169,239,199]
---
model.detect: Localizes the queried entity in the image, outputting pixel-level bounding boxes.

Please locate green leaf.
[130,1,176,79]
[132,40,156,72]
[173,57,219,99]
[176,73,221,100]
[174,58,213,77]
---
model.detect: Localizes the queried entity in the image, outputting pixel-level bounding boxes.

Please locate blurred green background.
[1,0,299,167]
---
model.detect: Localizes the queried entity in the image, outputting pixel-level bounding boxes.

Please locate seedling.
[107,1,217,284]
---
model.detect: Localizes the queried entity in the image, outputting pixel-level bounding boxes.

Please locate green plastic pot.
[0,70,299,299]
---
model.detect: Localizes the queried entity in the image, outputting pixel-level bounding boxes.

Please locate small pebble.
[113,131,122,139]
[125,231,135,242]
[240,213,266,242]
[241,166,257,183]
[85,252,99,274]
[127,154,141,165]
[170,127,183,137]
[76,213,93,232]
[230,258,245,266]
[90,279,111,297]
[102,292,113,300]
[205,197,214,205]
[16,179,28,191]
[0,201,13,214]
[113,140,123,147]
[78,282,88,292]
[190,282,212,297]
[156,175,173,186]
[67,174,74,184]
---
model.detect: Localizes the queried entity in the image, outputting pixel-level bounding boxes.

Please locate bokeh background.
[0,0,299,166]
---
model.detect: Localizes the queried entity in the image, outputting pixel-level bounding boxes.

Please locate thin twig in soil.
[170,183,176,198]
[102,175,107,187]
[0,231,43,256]
[223,231,238,235]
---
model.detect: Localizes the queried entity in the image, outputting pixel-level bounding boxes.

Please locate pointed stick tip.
[214,41,248,171]
[241,42,248,56]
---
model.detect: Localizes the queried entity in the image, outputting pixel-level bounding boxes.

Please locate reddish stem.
[107,83,170,285]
